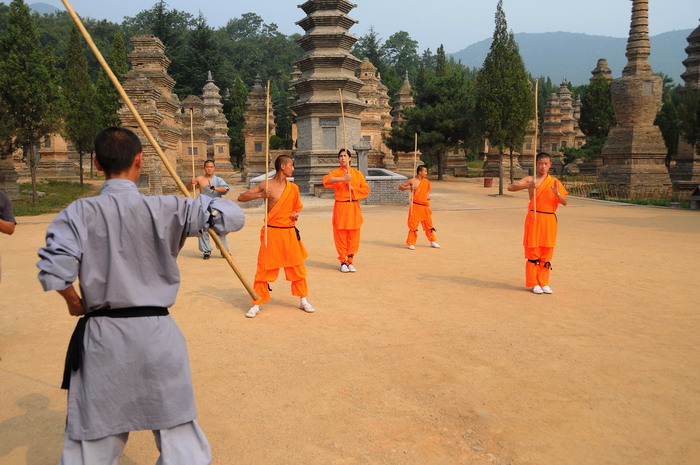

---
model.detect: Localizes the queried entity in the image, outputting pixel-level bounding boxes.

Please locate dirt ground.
[0,177,699,465]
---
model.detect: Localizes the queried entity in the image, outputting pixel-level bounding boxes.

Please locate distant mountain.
[30,2,59,15]
[450,30,693,86]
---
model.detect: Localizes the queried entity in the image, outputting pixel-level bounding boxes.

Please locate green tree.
[227,75,248,167]
[386,57,474,180]
[655,90,680,165]
[96,31,129,128]
[62,26,101,184]
[579,75,615,143]
[474,0,533,194]
[678,85,700,150]
[351,26,386,75]
[122,1,194,97]
[178,13,220,97]
[0,0,60,206]
[382,31,419,80]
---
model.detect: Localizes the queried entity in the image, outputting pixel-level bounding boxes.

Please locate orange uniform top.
[410,178,432,221]
[258,181,308,270]
[323,167,370,230]
[523,174,567,248]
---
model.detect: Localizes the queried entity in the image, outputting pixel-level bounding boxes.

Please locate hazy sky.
[44,0,698,53]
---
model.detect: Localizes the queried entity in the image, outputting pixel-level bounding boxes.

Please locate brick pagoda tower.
[670,21,700,200]
[290,0,366,195]
[119,35,182,195]
[599,0,671,196]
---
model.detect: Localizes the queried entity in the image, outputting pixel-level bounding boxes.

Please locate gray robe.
[37,179,245,440]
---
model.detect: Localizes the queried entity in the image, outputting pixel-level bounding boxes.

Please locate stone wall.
[365,170,408,205]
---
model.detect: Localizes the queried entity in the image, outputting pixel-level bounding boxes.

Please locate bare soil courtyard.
[0,178,698,465]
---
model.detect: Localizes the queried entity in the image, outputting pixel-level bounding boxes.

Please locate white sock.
[300,297,308,305]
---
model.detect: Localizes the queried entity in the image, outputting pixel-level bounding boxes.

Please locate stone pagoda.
[118,35,182,195]
[201,71,234,180]
[540,82,576,174]
[391,72,423,176]
[670,20,700,200]
[242,76,276,183]
[290,0,366,195]
[599,0,671,196]
[591,58,613,82]
[357,58,394,169]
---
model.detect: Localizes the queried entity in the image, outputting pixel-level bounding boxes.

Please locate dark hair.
[536,152,552,162]
[275,155,293,171]
[204,159,215,166]
[94,127,142,175]
[337,148,352,158]
[417,164,427,175]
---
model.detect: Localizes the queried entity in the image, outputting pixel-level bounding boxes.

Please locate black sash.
[413,201,429,207]
[336,199,358,202]
[62,307,169,390]
[267,224,301,240]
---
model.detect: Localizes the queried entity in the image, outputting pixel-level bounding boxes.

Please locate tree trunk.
[90,152,93,178]
[498,148,504,195]
[79,151,84,185]
[437,151,444,181]
[29,144,38,207]
[509,148,514,184]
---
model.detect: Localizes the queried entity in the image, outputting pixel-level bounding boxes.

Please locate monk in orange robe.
[238,155,314,317]
[508,152,568,294]
[398,164,440,250]
[322,149,370,273]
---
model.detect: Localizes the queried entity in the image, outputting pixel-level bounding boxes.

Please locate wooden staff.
[533,79,539,221]
[60,0,258,300]
[338,89,352,198]
[264,80,270,248]
[189,108,196,198]
[410,133,418,216]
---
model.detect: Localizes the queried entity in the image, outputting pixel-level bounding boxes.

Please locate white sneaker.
[347,264,357,272]
[430,242,441,248]
[299,300,315,313]
[532,285,544,295]
[246,305,260,318]
[408,245,416,250]
[541,286,553,294]
[340,263,350,273]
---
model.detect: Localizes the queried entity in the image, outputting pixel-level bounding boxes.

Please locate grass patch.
[13,180,98,216]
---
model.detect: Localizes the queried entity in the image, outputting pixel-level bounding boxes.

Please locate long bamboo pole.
[533,79,539,221]
[60,0,258,300]
[264,81,270,248]
[189,109,196,198]
[410,133,418,216]
[338,89,352,198]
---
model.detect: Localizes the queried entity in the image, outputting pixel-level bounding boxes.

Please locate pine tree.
[227,76,248,167]
[63,26,100,185]
[474,0,533,194]
[386,56,474,180]
[96,31,129,128]
[655,91,680,165]
[579,75,615,142]
[0,0,60,205]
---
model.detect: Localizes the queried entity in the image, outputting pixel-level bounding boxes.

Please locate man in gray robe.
[186,159,231,259]
[37,127,245,465]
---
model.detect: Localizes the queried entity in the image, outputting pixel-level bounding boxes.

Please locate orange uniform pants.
[334,228,360,263]
[407,215,436,246]
[252,263,308,305]
[525,246,554,288]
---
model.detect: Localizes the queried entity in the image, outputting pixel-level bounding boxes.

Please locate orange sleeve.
[323,169,343,189]
[351,170,370,200]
